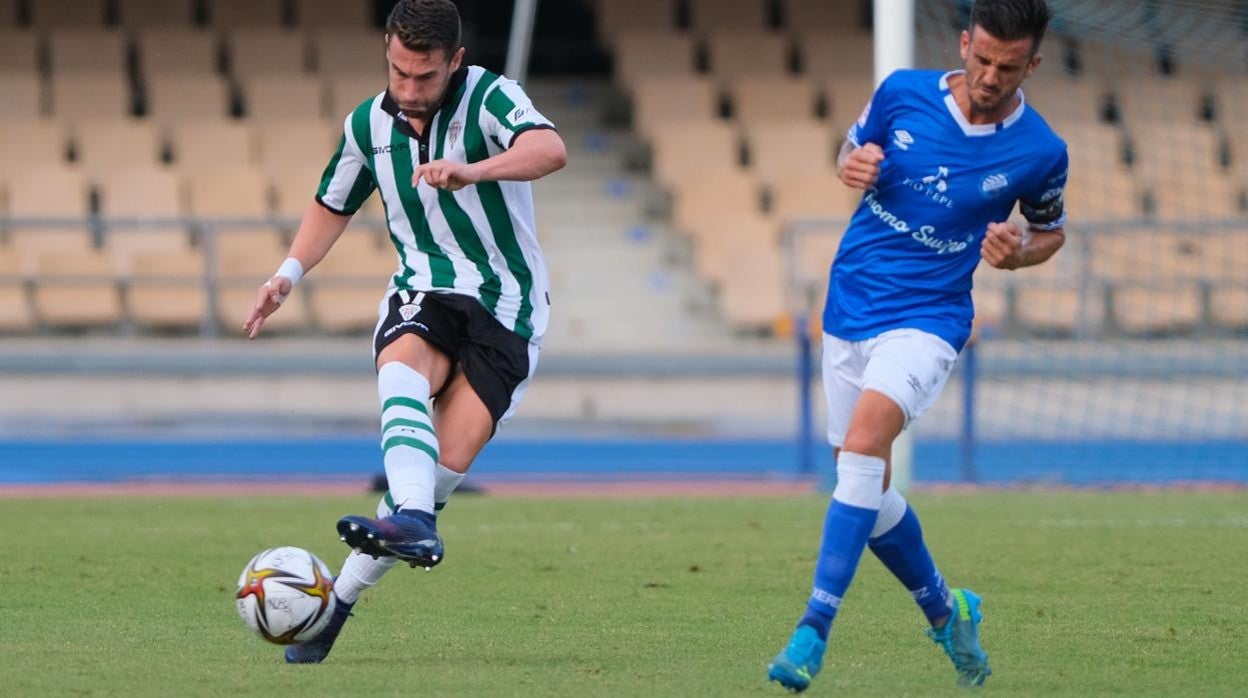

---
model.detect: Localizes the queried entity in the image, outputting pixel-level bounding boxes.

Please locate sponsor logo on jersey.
[979,172,1010,197]
[510,106,529,124]
[372,143,410,155]
[863,189,971,256]
[893,129,914,150]
[901,166,954,208]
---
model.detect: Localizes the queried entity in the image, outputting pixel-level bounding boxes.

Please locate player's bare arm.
[836,140,885,190]
[980,220,1065,270]
[242,200,352,339]
[415,128,568,191]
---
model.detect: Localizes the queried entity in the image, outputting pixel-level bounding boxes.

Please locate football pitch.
[2,490,1245,696]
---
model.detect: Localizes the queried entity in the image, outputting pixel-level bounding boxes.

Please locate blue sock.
[799,498,880,641]
[868,505,951,625]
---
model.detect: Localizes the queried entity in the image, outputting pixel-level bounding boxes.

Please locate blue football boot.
[284,599,354,664]
[928,588,992,687]
[767,624,827,693]
[337,508,443,569]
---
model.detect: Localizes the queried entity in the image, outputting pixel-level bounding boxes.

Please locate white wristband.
[274,257,304,287]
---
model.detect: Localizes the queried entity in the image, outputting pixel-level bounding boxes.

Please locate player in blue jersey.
[767,0,1066,691]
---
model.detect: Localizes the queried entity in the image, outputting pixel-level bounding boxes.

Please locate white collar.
[938,70,1027,136]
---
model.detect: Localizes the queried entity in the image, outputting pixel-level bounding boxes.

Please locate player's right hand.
[242,275,292,340]
[838,143,885,190]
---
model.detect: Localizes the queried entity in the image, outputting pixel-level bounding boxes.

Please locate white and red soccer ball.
[235,546,337,644]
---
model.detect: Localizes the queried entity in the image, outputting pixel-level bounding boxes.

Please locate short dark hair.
[386,0,462,56]
[970,0,1051,53]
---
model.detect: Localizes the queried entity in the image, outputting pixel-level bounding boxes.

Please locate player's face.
[385,35,465,119]
[959,27,1041,115]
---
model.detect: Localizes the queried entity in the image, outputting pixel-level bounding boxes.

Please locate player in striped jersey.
[242,0,567,663]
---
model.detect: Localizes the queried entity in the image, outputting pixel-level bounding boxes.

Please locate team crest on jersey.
[399,303,421,321]
[979,172,1010,197]
[448,121,462,146]
[892,130,914,150]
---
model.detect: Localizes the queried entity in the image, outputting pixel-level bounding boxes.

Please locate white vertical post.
[874,0,917,493]
[505,0,540,83]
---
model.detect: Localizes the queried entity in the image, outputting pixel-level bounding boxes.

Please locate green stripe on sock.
[381,417,435,436]
[383,491,395,512]
[382,436,439,462]
[382,397,429,415]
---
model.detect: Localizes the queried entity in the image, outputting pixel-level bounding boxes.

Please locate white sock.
[334,494,402,603]
[435,463,466,510]
[870,487,908,538]
[377,361,438,514]
[832,451,886,510]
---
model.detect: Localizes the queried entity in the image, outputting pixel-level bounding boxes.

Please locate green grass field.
[2,490,1245,696]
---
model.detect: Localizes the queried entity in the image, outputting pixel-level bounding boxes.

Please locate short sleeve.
[480,79,556,149]
[845,72,897,148]
[316,109,377,216]
[1019,147,1068,231]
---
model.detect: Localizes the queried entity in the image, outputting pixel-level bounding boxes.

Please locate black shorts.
[372,290,537,425]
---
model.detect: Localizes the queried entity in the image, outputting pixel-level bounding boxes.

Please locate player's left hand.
[415,160,480,191]
[981,221,1024,270]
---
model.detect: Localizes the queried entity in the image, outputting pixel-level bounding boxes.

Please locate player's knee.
[841,429,892,459]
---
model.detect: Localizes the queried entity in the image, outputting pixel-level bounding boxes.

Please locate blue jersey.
[823,69,1068,352]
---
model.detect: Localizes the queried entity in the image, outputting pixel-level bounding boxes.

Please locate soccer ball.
[235,546,337,645]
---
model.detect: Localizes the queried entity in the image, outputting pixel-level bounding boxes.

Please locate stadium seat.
[1212,74,1248,126]
[309,232,396,333]
[145,75,232,124]
[122,247,208,330]
[746,120,836,180]
[242,75,325,120]
[1209,286,1248,330]
[0,30,39,72]
[29,0,107,28]
[207,0,287,28]
[6,166,89,223]
[1063,120,1129,170]
[98,167,190,253]
[687,210,775,284]
[1078,41,1160,79]
[649,119,742,186]
[971,283,1008,333]
[311,30,384,76]
[271,170,324,220]
[50,75,132,121]
[1129,121,1221,178]
[706,32,791,79]
[788,229,840,291]
[786,0,868,33]
[1091,232,1210,282]
[295,0,372,30]
[687,0,771,33]
[326,73,385,120]
[212,229,309,334]
[29,248,123,329]
[255,119,335,177]
[187,166,271,220]
[1111,76,1209,127]
[48,30,127,75]
[136,30,220,76]
[228,29,309,77]
[1201,231,1248,284]
[730,76,821,126]
[767,169,860,224]
[0,73,44,119]
[0,247,33,332]
[1112,282,1203,335]
[671,168,763,240]
[1022,75,1110,125]
[612,32,698,86]
[1062,163,1142,221]
[0,121,67,178]
[117,0,197,28]
[171,120,256,170]
[799,33,874,85]
[630,75,720,137]
[1014,284,1104,336]
[593,0,676,48]
[822,75,877,128]
[1144,169,1244,222]
[717,240,787,331]
[73,119,163,181]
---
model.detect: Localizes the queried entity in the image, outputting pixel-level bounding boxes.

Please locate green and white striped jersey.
[316,66,556,343]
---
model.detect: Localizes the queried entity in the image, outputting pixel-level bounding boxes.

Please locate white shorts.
[821,328,959,447]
